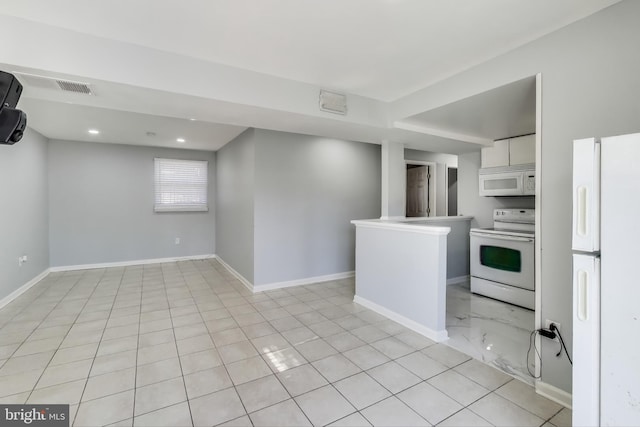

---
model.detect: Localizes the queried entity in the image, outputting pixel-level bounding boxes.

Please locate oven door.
[470,231,535,290]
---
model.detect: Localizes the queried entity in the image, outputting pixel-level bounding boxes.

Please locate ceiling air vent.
[319,90,347,115]
[56,80,92,94]
[13,72,93,95]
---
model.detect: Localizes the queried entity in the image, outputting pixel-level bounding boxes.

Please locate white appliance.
[479,166,535,197]
[470,209,535,310]
[572,133,640,426]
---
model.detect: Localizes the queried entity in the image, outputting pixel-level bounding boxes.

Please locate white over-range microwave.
[479,167,535,197]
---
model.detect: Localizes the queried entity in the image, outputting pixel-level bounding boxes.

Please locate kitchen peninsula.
[351,216,472,342]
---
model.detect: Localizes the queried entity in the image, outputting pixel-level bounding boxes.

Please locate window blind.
[154,158,208,212]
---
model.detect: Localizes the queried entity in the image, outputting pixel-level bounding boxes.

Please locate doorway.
[446,166,458,216]
[405,161,436,217]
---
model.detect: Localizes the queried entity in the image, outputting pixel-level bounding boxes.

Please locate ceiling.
[0,0,621,152]
[20,99,247,151]
[400,76,537,142]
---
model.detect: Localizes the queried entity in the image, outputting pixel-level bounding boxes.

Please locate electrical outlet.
[174,237,181,245]
[545,319,561,333]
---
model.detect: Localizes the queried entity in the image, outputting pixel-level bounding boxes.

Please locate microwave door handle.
[470,233,533,242]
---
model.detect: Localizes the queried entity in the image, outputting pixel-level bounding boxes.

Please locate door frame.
[534,73,543,380]
[404,160,436,217]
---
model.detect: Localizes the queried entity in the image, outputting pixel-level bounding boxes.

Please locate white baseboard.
[447,275,470,286]
[215,256,254,293]
[49,254,216,272]
[0,269,51,310]
[253,271,355,293]
[353,295,448,342]
[215,257,354,295]
[536,380,572,409]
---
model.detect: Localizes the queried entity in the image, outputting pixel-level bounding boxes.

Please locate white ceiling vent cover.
[56,80,92,94]
[14,72,93,95]
[319,90,347,115]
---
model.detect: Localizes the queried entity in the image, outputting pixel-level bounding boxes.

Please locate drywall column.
[381,140,405,219]
[352,220,450,341]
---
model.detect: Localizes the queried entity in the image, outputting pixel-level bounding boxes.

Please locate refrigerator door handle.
[577,269,588,321]
[576,186,588,238]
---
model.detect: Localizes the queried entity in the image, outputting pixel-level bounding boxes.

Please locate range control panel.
[494,208,535,224]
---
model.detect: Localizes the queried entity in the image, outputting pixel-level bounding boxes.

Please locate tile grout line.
[22,270,106,406]
[191,259,313,426]
[0,273,68,369]
[246,293,473,426]
[169,260,199,427]
[0,259,567,427]
[191,259,263,426]
[246,282,336,425]
[183,259,244,425]
[128,265,145,425]
[73,267,128,427]
[245,282,391,426]
[0,273,61,333]
[181,259,256,425]
[241,282,315,425]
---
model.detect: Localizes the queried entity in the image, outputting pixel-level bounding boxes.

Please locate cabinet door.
[481,139,509,168]
[509,134,536,165]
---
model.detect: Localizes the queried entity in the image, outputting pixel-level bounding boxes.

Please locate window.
[479,245,522,272]
[154,158,208,212]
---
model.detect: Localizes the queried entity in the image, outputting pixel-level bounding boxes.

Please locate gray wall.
[458,152,535,228]
[253,130,381,286]
[401,218,471,280]
[405,149,458,217]
[0,128,50,301]
[393,0,640,392]
[48,140,216,267]
[215,129,255,283]
[355,224,448,339]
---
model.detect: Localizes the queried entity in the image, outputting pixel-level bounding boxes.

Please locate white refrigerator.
[572,133,640,426]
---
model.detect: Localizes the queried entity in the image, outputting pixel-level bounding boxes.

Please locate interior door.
[447,167,458,216]
[406,165,429,217]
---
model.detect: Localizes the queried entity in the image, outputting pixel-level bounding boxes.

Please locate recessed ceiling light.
[189,118,196,121]
[176,138,186,143]
[88,129,100,135]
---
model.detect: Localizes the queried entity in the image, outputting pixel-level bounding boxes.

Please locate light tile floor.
[446,282,536,385]
[0,260,571,426]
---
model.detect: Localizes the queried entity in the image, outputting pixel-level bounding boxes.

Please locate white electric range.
[469,209,535,310]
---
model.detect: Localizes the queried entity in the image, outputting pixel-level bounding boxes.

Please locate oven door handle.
[470,232,534,243]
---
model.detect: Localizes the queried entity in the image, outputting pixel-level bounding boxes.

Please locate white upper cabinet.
[481,134,535,168]
[481,139,510,168]
[509,134,536,165]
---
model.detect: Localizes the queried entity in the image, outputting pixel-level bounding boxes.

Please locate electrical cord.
[526,329,542,378]
[550,324,573,365]
[528,323,572,378]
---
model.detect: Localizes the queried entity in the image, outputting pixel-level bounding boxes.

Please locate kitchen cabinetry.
[509,134,536,165]
[481,134,535,168]
[481,139,510,168]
